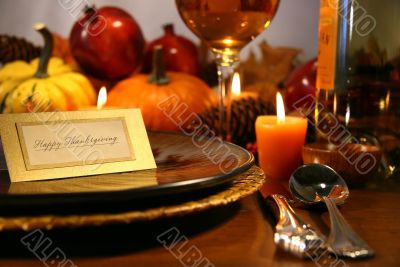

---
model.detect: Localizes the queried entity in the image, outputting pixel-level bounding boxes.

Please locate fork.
[266,194,327,259]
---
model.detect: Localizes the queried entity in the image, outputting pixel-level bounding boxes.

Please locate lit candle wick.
[97,87,107,110]
[276,92,286,124]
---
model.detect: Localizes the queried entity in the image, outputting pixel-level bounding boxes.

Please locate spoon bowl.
[289,164,374,259]
[289,164,349,206]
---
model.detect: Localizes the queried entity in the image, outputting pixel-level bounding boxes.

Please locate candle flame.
[385,90,391,112]
[276,92,285,123]
[333,93,337,115]
[97,87,107,109]
[345,103,351,126]
[232,72,241,97]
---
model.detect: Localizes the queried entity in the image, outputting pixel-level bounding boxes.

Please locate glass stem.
[215,52,239,141]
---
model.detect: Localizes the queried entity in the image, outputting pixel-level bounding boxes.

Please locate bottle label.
[316,0,339,91]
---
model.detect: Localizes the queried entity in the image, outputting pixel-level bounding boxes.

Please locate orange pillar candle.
[255,92,307,180]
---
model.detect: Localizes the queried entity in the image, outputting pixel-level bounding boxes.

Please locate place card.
[0,109,156,182]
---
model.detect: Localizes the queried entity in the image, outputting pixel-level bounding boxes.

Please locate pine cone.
[0,35,42,65]
[196,97,275,147]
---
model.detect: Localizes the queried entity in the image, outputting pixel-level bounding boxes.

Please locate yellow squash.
[0,24,96,113]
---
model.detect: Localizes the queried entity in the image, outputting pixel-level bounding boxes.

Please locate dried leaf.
[236,41,300,102]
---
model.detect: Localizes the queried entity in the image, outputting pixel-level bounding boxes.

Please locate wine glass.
[176,0,280,140]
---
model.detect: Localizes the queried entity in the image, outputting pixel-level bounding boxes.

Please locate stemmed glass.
[176,0,280,140]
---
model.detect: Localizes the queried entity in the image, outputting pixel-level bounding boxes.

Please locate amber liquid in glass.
[176,0,280,53]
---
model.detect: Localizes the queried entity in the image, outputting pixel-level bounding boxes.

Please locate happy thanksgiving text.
[33,135,119,152]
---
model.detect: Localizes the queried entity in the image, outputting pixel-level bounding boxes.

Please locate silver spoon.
[289,163,374,259]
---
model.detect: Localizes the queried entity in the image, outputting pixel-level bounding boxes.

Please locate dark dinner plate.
[0,132,254,210]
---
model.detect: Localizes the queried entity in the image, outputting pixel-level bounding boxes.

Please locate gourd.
[0,23,96,113]
[107,46,216,131]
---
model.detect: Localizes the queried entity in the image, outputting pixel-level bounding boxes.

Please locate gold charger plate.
[0,166,264,231]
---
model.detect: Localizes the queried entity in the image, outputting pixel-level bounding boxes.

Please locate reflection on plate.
[0,132,254,208]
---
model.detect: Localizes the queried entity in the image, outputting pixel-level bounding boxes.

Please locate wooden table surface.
[1,181,400,267]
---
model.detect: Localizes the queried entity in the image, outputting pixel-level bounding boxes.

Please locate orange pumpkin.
[107,46,216,132]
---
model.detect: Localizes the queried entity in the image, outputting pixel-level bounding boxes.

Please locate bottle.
[315,0,400,171]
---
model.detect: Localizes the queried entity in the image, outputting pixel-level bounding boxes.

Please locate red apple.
[284,58,317,111]
[70,6,145,80]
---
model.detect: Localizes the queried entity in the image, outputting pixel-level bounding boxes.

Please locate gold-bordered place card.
[0,109,156,182]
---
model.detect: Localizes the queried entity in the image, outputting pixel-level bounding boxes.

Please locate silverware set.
[264,163,374,260]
